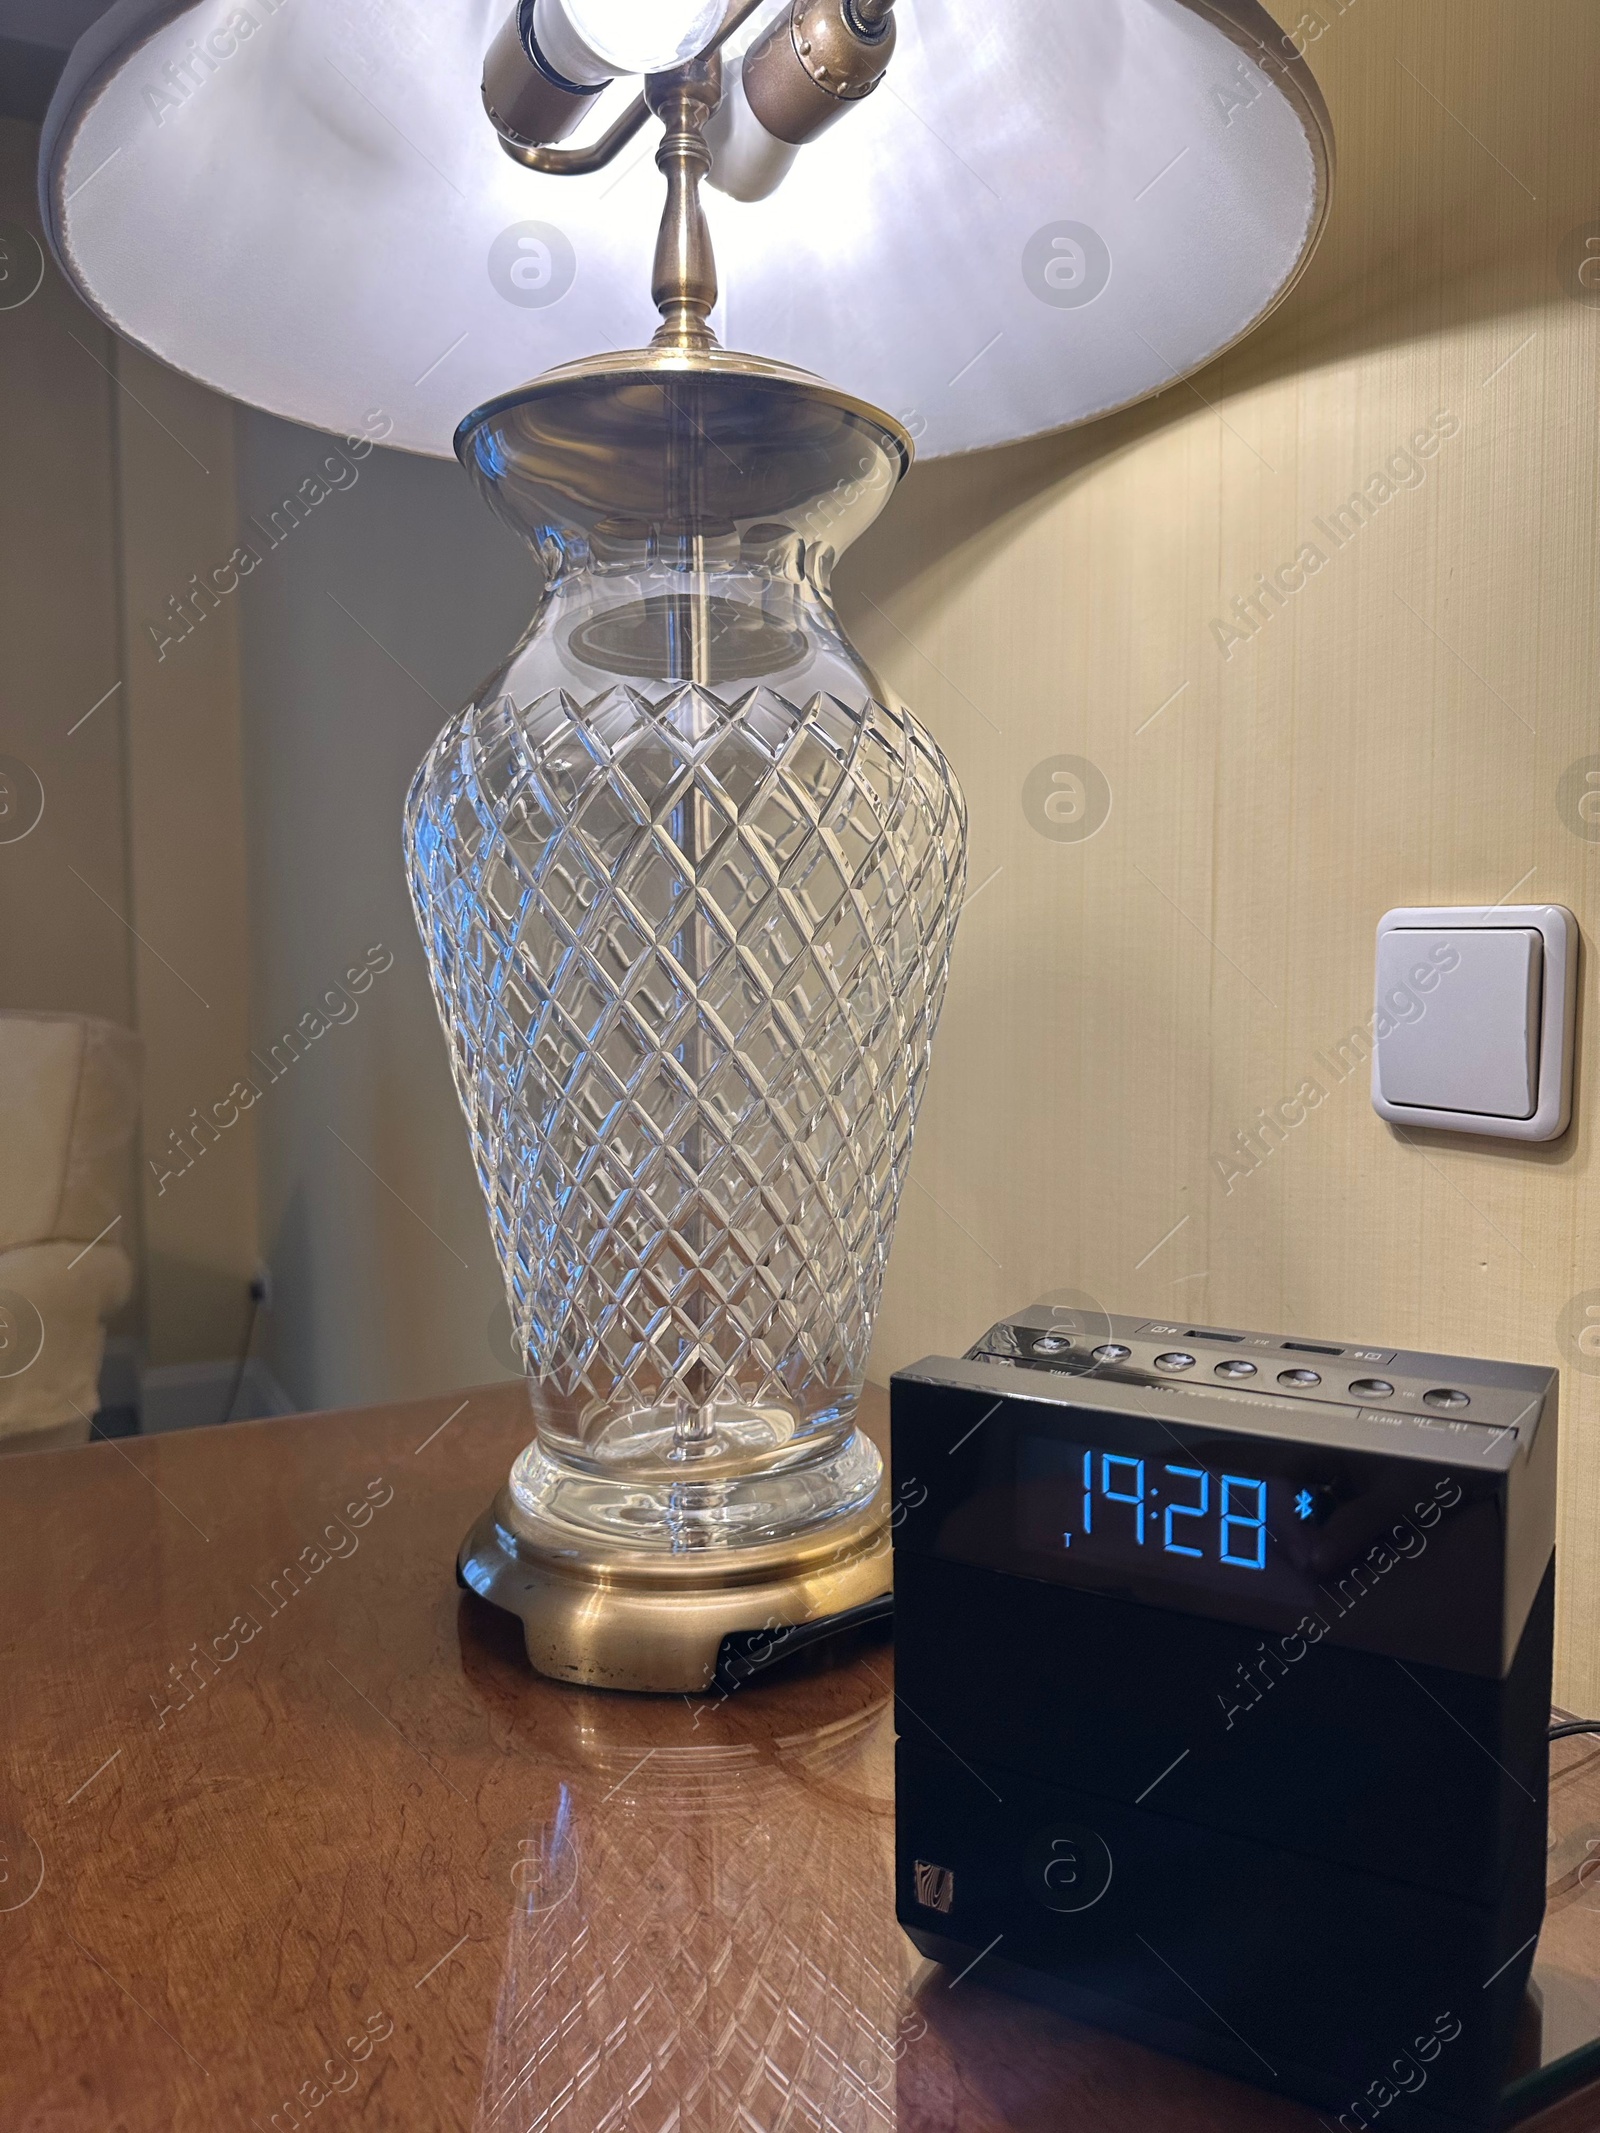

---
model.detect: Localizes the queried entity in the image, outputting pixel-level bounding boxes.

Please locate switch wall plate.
[1371,905,1577,1142]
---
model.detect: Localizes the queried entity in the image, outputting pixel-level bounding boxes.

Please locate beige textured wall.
[113,347,260,1365]
[234,411,533,1412]
[0,118,258,1365]
[0,119,132,1032]
[850,0,1600,1705]
[0,118,140,1332]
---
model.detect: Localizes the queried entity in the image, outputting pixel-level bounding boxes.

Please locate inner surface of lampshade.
[41,0,1331,459]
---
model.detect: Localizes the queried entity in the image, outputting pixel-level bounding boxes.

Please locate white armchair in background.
[0,1011,142,1454]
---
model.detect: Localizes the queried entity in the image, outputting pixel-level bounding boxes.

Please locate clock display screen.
[902,1390,1494,1660]
[1018,1437,1303,1588]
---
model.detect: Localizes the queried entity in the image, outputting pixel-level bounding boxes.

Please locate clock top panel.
[899,1303,1551,1470]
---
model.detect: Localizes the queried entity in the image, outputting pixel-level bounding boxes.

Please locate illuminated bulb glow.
[532,0,725,84]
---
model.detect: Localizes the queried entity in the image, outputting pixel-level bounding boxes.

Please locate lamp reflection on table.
[472,1663,905,2133]
[455,1606,1600,2133]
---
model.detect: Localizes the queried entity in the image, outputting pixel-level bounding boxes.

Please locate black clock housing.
[892,1303,1557,2130]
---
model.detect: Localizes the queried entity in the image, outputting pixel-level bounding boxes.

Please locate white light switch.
[1371,905,1577,1142]
[1376,928,1540,1116]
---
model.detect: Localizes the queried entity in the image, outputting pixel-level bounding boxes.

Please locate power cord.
[1550,1719,1600,1742]
[220,1272,269,1426]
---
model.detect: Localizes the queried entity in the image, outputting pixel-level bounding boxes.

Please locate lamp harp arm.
[495,91,652,174]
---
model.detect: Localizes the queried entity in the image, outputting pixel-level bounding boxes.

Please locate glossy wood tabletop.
[4,1382,1600,2133]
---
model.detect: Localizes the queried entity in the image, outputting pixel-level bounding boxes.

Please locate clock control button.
[1153,1351,1195,1372]
[1031,1335,1071,1355]
[1349,1377,1394,1399]
[1214,1358,1257,1378]
[1024,1822,1114,1914]
[1423,1387,1470,1409]
[1278,1367,1321,1387]
[1091,1342,1132,1363]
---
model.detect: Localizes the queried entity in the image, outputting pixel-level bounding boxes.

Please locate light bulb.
[705,53,800,202]
[532,0,725,86]
[705,0,897,202]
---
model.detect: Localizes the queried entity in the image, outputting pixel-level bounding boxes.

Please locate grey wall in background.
[235,411,534,1411]
[0,0,116,119]
[0,0,112,48]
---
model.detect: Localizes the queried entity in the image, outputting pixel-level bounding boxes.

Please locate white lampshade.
[40,0,1331,460]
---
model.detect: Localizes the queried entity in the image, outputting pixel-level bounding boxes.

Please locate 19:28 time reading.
[1066,1452,1270,1570]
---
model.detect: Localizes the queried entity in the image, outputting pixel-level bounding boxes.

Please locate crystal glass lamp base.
[410,348,965,1690]
[509,1408,884,1546]
[457,1399,892,1696]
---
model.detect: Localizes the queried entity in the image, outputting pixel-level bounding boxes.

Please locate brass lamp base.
[457,1484,891,1695]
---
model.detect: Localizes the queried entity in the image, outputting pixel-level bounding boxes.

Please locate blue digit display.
[1220,1475,1268,1569]
[1025,1438,1280,1582]
[1162,1465,1208,1556]
[1101,1454,1146,1544]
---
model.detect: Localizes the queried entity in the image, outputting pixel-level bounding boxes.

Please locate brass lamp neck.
[646,53,722,352]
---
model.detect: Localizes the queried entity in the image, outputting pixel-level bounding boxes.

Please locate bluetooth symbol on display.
[1294,1489,1314,1522]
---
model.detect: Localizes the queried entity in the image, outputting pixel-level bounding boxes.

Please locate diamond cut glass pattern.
[405,363,966,1553]
[472,1691,902,2132]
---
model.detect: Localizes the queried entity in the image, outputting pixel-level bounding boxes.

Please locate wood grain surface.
[2,1387,1599,2131]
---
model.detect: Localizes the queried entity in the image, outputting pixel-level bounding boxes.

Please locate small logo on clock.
[1295,1488,1315,1522]
[914,1859,954,1914]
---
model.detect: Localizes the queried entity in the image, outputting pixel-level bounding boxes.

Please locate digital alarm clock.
[891,1303,1558,2130]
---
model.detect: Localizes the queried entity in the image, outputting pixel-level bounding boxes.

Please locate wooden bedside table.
[2,1382,1597,2131]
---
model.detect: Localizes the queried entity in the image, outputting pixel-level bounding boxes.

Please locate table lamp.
[41,0,1332,1691]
